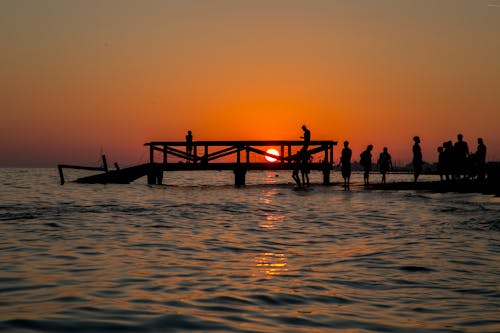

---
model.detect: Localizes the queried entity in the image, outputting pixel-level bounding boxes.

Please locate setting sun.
[265,149,280,163]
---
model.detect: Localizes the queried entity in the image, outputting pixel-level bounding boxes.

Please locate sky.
[1,0,499,167]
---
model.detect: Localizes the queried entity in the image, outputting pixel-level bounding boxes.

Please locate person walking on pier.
[186,130,193,163]
[412,136,423,182]
[300,125,311,153]
[377,147,392,184]
[340,141,352,189]
[360,145,373,185]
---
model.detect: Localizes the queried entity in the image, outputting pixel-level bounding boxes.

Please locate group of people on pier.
[338,133,487,189]
[185,127,487,189]
[436,134,487,182]
[340,142,394,188]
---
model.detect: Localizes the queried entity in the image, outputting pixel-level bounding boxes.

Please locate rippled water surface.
[0,168,499,332]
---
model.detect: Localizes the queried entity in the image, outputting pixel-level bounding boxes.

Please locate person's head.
[383,147,388,153]
[302,125,307,131]
[478,137,483,144]
[438,146,443,153]
[367,145,373,151]
[188,130,192,135]
[413,136,420,143]
[343,140,349,147]
[457,134,463,141]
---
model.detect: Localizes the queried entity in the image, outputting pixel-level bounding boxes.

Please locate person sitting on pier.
[186,130,193,163]
[300,125,311,153]
[377,147,392,184]
[360,145,373,185]
[412,136,423,182]
[340,141,352,189]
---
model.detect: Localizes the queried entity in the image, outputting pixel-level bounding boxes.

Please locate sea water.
[0,168,499,332]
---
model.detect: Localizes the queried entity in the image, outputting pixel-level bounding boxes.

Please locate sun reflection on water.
[258,188,285,230]
[254,252,288,277]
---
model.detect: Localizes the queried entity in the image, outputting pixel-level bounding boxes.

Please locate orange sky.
[1,0,499,167]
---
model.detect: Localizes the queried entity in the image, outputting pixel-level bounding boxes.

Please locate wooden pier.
[59,140,337,186]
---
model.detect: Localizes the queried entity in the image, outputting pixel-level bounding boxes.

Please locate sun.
[265,148,280,162]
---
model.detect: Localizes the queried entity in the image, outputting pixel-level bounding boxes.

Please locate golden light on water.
[255,252,288,277]
[259,214,284,231]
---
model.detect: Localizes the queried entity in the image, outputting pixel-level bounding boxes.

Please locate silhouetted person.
[377,147,392,184]
[292,151,302,188]
[186,130,193,163]
[476,138,487,181]
[442,141,453,181]
[453,133,469,179]
[340,141,352,189]
[437,146,445,181]
[300,125,310,153]
[412,136,423,182]
[300,151,311,187]
[360,145,373,185]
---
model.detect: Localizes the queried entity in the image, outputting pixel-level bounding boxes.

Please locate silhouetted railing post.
[204,145,208,164]
[329,144,333,166]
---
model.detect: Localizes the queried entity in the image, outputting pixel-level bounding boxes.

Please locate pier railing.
[144,140,337,185]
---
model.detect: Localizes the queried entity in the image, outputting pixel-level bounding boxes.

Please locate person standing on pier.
[412,136,423,182]
[360,145,373,185]
[476,138,487,181]
[453,134,469,179]
[300,151,311,187]
[442,141,453,181]
[185,130,193,163]
[300,125,311,153]
[437,146,445,181]
[377,147,392,184]
[292,151,302,188]
[340,141,352,189]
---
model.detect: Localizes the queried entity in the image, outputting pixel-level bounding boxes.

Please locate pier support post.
[322,162,331,185]
[233,166,247,187]
[147,165,163,185]
[58,165,65,185]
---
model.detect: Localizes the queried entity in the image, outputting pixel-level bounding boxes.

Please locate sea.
[0,168,499,333]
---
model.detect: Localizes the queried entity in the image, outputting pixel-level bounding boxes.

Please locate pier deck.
[60,140,337,186]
